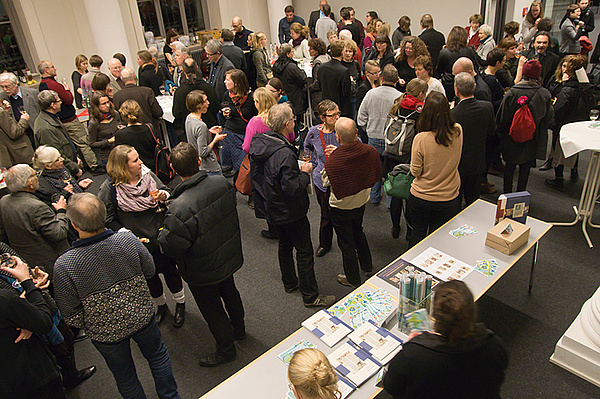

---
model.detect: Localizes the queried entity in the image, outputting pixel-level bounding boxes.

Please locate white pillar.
[82,0,136,70]
[266,0,288,44]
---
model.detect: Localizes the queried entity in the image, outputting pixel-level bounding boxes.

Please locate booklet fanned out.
[302,309,353,347]
[328,341,382,387]
[348,320,403,364]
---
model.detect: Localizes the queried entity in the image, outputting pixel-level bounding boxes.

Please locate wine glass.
[17,105,26,115]
[159,85,166,96]
[590,109,599,121]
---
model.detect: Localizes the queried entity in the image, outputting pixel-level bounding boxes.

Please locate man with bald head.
[112,67,163,129]
[107,58,125,95]
[322,117,381,288]
[231,16,252,51]
[452,57,491,102]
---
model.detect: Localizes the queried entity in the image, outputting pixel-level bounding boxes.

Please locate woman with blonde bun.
[288,348,340,399]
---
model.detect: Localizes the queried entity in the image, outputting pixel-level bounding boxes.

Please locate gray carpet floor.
[63,151,600,399]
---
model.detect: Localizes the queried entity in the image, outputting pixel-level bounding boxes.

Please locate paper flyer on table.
[409,247,473,281]
[277,339,316,365]
[348,320,403,364]
[328,341,382,387]
[302,310,353,347]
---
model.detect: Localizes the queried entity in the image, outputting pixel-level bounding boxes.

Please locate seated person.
[32,145,92,205]
[384,280,509,398]
[288,348,340,399]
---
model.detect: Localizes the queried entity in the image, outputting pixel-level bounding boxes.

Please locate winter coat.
[272,56,307,116]
[157,171,243,286]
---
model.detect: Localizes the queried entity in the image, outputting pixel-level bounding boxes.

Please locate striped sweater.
[53,229,156,343]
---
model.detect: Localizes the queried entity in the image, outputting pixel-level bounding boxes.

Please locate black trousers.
[329,205,372,286]
[274,216,319,304]
[407,194,461,248]
[504,162,533,193]
[147,251,183,299]
[189,276,245,357]
[460,173,482,207]
[314,186,333,250]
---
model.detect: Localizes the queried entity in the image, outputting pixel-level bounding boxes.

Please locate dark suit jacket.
[172,79,219,130]
[222,43,247,72]
[112,84,163,128]
[452,97,495,176]
[317,58,353,117]
[419,28,445,71]
[209,55,235,100]
[522,49,559,89]
[309,10,335,38]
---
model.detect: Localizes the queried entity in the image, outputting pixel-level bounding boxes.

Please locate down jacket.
[157,171,243,286]
[249,130,310,225]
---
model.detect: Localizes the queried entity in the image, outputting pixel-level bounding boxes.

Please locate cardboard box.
[485,218,530,255]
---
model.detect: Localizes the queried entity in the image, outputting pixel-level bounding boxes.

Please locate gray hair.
[148,46,159,58]
[67,193,107,233]
[32,145,61,170]
[174,43,189,56]
[0,72,18,85]
[266,103,293,133]
[120,68,136,83]
[37,60,52,75]
[338,29,352,40]
[454,72,475,97]
[278,43,293,58]
[205,39,222,55]
[5,164,34,192]
[479,24,493,37]
[38,90,59,110]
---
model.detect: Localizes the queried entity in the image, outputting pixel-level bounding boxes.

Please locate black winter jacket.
[272,56,307,116]
[157,171,243,286]
[249,130,310,225]
[384,323,508,399]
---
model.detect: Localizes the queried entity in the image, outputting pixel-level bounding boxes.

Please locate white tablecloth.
[156,95,174,123]
[560,121,600,158]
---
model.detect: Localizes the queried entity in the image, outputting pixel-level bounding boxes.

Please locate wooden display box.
[485,218,530,255]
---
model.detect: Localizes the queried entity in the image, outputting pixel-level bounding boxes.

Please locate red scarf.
[400,94,424,111]
[229,91,248,107]
[324,140,382,199]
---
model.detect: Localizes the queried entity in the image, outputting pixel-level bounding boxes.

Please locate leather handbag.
[384,164,413,200]
[235,155,252,195]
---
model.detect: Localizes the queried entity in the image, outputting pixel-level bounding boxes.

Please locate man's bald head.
[335,117,358,144]
[108,58,123,78]
[232,16,243,33]
[452,57,475,76]
[120,68,136,84]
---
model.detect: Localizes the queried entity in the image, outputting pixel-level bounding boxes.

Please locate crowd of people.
[0,0,596,397]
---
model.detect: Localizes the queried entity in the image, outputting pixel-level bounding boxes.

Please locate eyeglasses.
[324,112,341,118]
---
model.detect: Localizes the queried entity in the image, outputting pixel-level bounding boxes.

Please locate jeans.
[92,317,179,399]
[368,138,385,203]
[329,205,372,286]
[274,216,319,304]
[407,194,461,248]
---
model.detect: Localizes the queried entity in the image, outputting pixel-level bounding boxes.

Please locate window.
[137,0,205,39]
[0,1,27,75]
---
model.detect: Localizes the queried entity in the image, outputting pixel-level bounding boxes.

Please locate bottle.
[25,67,33,84]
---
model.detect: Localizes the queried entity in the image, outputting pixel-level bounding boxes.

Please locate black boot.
[156,304,168,325]
[539,158,553,171]
[173,303,185,328]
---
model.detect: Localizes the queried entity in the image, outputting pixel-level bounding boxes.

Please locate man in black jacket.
[452,73,496,205]
[112,68,164,130]
[249,104,335,308]
[308,0,335,38]
[158,143,245,367]
[418,15,445,72]
[452,57,492,102]
[317,40,353,117]
[522,32,559,89]
[221,28,247,72]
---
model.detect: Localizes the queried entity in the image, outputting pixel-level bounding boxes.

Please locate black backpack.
[146,123,174,184]
[384,110,418,157]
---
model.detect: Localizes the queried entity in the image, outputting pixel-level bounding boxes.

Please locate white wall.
[205,0,271,40]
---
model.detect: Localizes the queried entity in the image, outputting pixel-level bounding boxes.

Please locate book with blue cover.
[495,191,530,225]
[327,341,382,387]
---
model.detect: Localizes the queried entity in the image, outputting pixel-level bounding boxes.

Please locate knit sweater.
[53,229,156,343]
[357,84,402,140]
[410,126,463,202]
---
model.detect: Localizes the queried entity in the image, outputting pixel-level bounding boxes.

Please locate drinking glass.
[590,109,599,121]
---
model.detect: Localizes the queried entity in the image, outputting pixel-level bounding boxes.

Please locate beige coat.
[0,108,33,167]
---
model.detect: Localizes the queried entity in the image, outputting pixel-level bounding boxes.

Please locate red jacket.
[39,77,77,123]
[465,26,481,50]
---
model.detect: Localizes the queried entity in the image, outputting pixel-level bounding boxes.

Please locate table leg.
[528,241,539,294]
